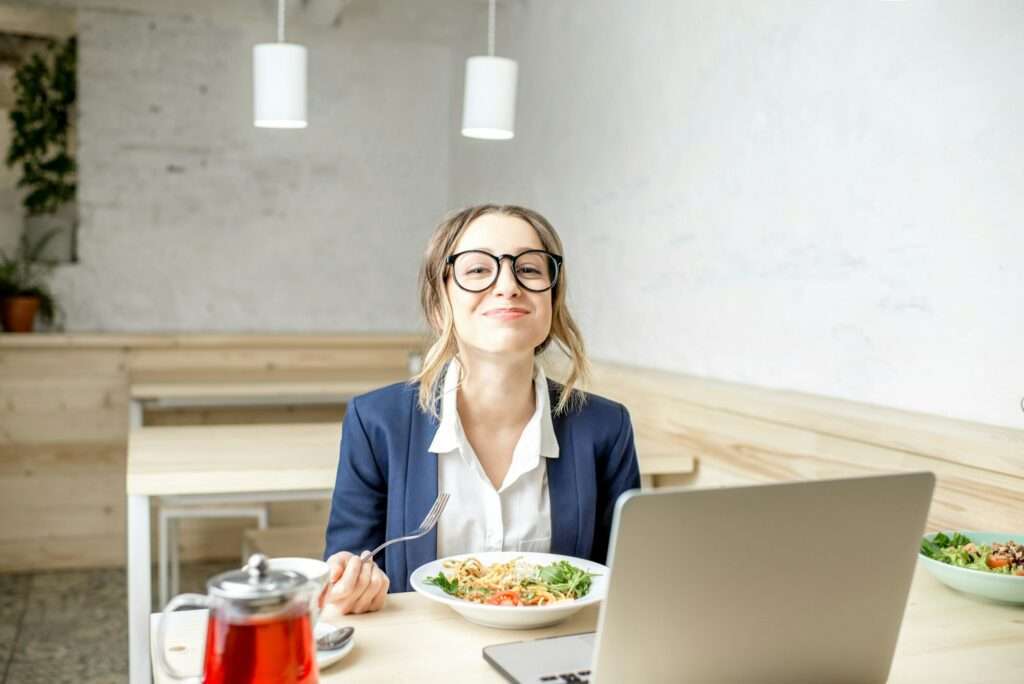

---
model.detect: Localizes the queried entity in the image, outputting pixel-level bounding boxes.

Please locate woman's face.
[445,213,554,358]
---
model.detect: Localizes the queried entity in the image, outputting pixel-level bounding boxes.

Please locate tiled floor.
[0,561,236,684]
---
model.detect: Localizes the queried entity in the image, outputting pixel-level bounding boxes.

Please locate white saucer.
[315,621,355,671]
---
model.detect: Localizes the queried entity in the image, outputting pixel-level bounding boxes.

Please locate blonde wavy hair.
[412,204,590,417]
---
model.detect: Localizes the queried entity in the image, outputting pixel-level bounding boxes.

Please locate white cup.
[268,556,330,624]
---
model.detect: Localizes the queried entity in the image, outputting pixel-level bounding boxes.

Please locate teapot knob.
[244,553,269,584]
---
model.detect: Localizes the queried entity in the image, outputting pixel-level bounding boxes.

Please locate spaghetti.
[425,557,596,606]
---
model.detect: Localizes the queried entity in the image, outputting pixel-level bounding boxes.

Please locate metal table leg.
[128,493,152,683]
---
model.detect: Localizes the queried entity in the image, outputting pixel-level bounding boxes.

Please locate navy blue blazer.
[324,379,640,593]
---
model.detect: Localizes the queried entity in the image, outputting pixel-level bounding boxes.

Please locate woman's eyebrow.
[461,246,542,254]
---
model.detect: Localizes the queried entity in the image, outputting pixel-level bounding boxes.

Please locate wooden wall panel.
[151,502,331,565]
[144,404,345,427]
[269,499,331,528]
[175,518,255,563]
[0,335,420,571]
[590,362,1024,479]
[0,441,123,476]
[0,441,126,572]
[127,346,415,374]
[1,337,1020,572]
[0,534,125,571]
[0,349,128,444]
[0,348,127,377]
[590,361,1024,533]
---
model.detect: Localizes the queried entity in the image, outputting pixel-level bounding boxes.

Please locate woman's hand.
[325,551,389,614]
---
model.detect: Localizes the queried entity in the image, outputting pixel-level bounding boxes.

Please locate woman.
[323,204,640,615]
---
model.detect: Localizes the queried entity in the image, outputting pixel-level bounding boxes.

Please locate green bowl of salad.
[919,531,1024,604]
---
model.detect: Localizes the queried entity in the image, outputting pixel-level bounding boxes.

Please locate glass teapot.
[156,553,319,684]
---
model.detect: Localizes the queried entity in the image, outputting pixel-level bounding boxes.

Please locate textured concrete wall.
[0,95,21,256]
[46,0,464,332]
[448,1,1024,430]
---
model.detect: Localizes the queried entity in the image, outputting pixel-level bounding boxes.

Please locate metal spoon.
[316,625,355,651]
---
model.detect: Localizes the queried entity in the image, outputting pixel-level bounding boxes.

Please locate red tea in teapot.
[202,611,317,684]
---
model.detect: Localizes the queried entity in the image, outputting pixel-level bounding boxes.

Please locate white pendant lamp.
[253,0,307,129]
[462,0,517,140]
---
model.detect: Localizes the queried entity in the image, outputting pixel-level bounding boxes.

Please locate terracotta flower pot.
[1,296,40,332]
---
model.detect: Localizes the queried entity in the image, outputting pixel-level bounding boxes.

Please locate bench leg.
[158,508,170,610]
[169,517,180,597]
[242,506,270,562]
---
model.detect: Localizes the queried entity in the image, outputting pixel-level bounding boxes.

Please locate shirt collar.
[427,359,559,460]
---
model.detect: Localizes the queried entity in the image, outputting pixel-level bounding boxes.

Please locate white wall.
[0,85,22,257]
[46,0,466,332]
[11,1,1020,429]
[449,1,1024,430]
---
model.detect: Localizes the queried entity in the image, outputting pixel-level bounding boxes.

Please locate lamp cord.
[277,0,285,43]
[488,0,495,56]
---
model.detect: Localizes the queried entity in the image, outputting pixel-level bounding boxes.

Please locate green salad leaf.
[424,571,459,595]
[921,531,1021,575]
[531,560,596,599]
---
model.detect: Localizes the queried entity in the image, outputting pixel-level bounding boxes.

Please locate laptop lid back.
[593,472,935,684]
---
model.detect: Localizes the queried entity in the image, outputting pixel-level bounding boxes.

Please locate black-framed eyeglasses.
[445,249,563,293]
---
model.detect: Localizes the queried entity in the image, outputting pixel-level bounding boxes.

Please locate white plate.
[410,551,608,630]
[315,621,355,671]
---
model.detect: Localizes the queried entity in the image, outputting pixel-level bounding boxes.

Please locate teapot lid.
[209,554,306,604]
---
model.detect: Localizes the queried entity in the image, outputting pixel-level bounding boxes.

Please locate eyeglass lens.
[451,251,558,292]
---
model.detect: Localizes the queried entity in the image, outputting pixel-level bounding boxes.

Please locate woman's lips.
[484,308,529,320]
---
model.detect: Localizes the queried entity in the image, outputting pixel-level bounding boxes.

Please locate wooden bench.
[587,360,1024,533]
[243,524,327,560]
[0,333,426,573]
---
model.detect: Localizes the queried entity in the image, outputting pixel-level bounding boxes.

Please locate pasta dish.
[424,557,596,606]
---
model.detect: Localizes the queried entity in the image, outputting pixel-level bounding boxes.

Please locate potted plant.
[5,36,77,263]
[0,229,60,332]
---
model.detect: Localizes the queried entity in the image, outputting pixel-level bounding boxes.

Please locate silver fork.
[359,492,450,562]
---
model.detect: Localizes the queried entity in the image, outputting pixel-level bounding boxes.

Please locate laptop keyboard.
[540,670,591,683]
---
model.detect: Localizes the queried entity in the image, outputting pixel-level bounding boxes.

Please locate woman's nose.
[491,258,522,296]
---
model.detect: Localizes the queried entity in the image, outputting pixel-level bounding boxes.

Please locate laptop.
[483,471,935,684]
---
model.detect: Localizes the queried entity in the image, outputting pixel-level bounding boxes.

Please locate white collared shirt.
[428,359,558,558]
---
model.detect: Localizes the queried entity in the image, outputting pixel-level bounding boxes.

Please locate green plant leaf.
[6,36,76,215]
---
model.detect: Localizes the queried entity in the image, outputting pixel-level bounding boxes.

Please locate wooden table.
[151,564,1024,683]
[127,420,695,683]
[128,367,413,425]
[127,422,342,684]
[125,365,414,684]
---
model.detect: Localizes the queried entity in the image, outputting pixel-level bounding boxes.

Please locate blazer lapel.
[546,381,580,556]
[405,404,440,574]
